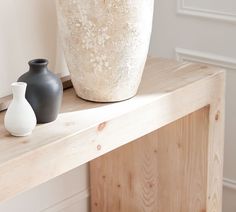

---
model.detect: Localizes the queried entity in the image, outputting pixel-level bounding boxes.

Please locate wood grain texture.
[207,73,225,212]
[90,107,209,212]
[0,58,225,206]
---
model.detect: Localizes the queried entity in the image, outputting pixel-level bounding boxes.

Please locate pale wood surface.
[0,58,225,206]
[207,70,225,211]
[90,107,209,212]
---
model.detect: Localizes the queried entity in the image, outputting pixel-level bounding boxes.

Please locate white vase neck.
[11,82,27,101]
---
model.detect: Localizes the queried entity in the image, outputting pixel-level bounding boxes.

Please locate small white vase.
[4,82,36,137]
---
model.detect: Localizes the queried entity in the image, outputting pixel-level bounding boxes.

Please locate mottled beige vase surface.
[56,0,154,102]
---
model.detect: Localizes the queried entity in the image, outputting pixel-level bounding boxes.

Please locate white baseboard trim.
[223,178,236,191]
[176,0,236,23]
[175,48,236,70]
[38,177,235,212]
[41,188,90,212]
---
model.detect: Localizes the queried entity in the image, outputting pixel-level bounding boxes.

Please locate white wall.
[0,0,58,98]
[0,1,87,212]
[0,165,89,212]
[0,0,235,211]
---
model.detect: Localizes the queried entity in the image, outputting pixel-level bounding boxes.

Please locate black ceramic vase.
[18,59,63,124]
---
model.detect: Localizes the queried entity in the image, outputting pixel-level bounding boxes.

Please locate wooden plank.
[207,73,225,211]
[90,64,225,212]
[0,75,73,112]
[60,75,73,90]
[90,107,209,212]
[0,58,225,204]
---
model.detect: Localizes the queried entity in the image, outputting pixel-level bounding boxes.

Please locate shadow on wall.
[0,0,60,97]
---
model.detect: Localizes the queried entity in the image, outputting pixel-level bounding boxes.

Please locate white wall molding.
[175,48,236,70]
[37,178,235,212]
[177,0,236,23]
[41,188,89,212]
[38,178,236,212]
[37,178,236,212]
[223,178,236,191]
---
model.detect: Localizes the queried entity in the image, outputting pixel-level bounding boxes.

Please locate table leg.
[90,105,224,212]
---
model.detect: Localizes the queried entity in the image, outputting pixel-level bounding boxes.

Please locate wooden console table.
[0,58,225,212]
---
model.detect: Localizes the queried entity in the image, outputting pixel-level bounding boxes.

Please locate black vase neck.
[29,59,49,73]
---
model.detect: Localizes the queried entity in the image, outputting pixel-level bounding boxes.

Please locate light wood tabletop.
[0,58,225,212]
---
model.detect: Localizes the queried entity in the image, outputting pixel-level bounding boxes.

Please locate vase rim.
[11,82,27,88]
[29,59,48,67]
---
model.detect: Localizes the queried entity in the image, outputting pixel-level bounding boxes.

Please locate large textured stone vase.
[56,0,154,102]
